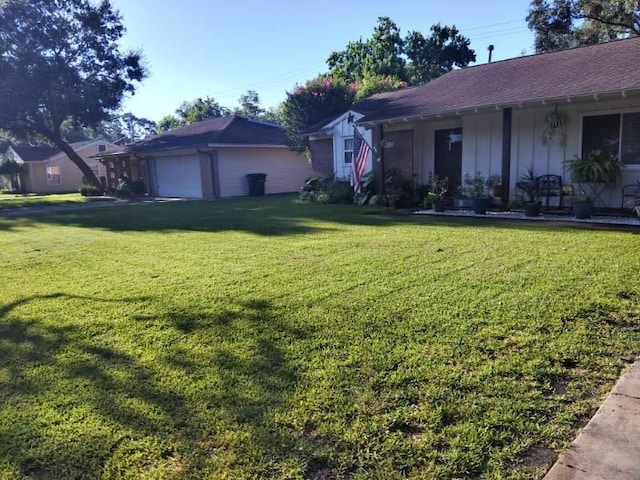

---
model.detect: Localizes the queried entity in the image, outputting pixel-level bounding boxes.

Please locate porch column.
[374,124,385,196]
[501,108,512,205]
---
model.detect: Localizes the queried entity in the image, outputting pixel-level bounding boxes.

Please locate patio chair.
[536,175,565,210]
[621,183,640,210]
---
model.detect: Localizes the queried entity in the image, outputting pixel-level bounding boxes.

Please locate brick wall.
[309,138,334,176]
[382,130,413,179]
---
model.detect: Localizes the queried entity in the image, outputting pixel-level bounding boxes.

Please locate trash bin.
[246,173,267,196]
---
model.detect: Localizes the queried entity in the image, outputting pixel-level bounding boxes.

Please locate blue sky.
[110,0,536,122]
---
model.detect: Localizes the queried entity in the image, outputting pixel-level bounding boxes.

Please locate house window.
[343,138,353,164]
[98,144,106,153]
[582,112,640,165]
[90,164,101,177]
[46,165,61,185]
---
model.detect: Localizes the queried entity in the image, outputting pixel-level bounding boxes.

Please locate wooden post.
[501,108,512,205]
[375,124,385,196]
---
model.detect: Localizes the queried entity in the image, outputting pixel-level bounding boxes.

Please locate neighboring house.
[96,116,312,198]
[4,140,116,193]
[308,37,640,208]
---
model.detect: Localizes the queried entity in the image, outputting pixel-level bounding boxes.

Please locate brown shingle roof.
[109,116,287,155]
[303,89,403,135]
[10,146,60,162]
[359,37,640,123]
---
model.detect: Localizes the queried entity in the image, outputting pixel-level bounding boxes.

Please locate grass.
[0,194,639,479]
[0,192,109,210]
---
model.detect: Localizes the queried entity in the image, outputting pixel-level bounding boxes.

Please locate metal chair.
[621,183,640,210]
[536,175,565,210]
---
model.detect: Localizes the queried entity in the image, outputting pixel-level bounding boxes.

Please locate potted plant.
[453,186,471,208]
[425,174,448,212]
[564,149,621,184]
[486,174,502,198]
[571,190,592,219]
[515,166,542,217]
[462,172,489,214]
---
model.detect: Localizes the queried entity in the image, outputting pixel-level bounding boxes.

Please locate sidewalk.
[544,361,640,479]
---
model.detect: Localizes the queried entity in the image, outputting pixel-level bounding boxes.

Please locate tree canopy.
[0,0,146,189]
[235,90,265,119]
[281,17,475,153]
[280,77,355,154]
[327,16,475,96]
[158,96,232,132]
[527,0,640,53]
[0,158,27,191]
[62,113,156,144]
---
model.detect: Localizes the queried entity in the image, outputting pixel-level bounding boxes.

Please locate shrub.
[130,179,147,195]
[79,184,102,197]
[299,175,354,204]
[327,180,354,204]
[115,177,131,197]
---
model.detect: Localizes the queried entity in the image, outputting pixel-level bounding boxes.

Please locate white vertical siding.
[217,147,312,198]
[332,115,373,180]
[511,98,640,205]
[461,113,502,178]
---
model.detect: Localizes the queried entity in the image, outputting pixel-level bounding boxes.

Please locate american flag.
[350,127,370,193]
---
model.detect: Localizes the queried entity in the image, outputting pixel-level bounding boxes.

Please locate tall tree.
[280,76,355,154]
[405,24,476,84]
[327,16,475,95]
[527,0,640,53]
[0,158,28,192]
[328,17,407,85]
[157,115,183,133]
[157,96,231,132]
[364,17,407,81]
[61,113,156,144]
[235,90,264,119]
[327,40,372,85]
[0,0,146,190]
[176,97,231,124]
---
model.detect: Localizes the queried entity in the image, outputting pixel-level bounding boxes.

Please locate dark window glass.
[621,112,640,165]
[582,114,620,158]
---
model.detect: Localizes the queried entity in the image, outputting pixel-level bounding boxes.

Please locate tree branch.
[580,13,640,35]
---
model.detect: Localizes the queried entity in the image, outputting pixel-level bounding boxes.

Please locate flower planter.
[454,198,472,209]
[432,200,445,212]
[471,198,488,215]
[523,202,541,217]
[572,201,592,219]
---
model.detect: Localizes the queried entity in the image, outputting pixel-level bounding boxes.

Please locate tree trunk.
[47,133,103,192]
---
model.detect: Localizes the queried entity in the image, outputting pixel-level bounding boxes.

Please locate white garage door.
[155,156,202,198]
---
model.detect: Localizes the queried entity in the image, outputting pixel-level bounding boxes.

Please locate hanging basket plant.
[541,105,567,147]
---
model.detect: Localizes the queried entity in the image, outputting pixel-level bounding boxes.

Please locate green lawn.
[0,192,109,210]
[1,195,639,479]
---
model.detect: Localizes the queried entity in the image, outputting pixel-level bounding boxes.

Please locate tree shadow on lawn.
[1,194,637,236]
[0,195,375,235]
[0,293,309,478]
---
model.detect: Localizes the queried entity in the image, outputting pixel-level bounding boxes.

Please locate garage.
[154,155,202,198]
[96,117,311,198]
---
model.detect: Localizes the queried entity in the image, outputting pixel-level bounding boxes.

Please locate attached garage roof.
[358,37,640,124]
[101,116,288,156]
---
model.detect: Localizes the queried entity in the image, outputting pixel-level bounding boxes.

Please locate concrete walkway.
[544,361,640,480]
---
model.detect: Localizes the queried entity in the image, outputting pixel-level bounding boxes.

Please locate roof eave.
[358,88,640,126]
